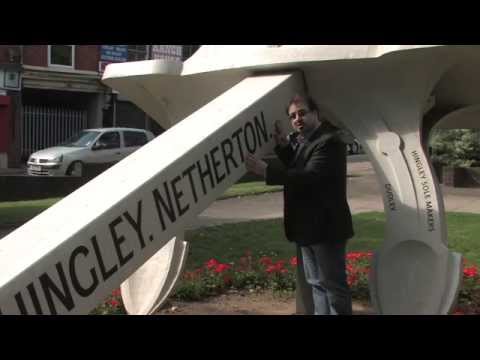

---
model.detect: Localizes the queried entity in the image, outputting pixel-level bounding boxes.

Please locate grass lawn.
[220,181,282,199]
[1,187,479,268]
[184,211,480,270]
[445,212,480,264]
[0,198,62,227]
[0,182,282,228]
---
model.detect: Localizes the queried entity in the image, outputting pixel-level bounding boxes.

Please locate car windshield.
[60,130,100,147]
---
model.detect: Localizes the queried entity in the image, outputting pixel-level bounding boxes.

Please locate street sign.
[151,45,182,62]
[100,45,128,62]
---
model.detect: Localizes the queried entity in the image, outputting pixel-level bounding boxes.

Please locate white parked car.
[27,128,155,176]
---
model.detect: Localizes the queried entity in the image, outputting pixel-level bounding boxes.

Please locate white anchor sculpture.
[1,45,478,314]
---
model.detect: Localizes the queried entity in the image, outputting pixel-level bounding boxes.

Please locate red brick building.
[0,45,200,168]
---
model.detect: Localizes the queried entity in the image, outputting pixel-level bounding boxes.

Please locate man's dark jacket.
[266,122,354,246]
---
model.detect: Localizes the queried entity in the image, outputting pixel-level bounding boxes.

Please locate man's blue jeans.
[300,240,352,315]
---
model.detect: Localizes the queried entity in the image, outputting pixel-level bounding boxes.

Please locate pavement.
[2,155,480,239]
[186,156,480,230]
[0,166,27,176]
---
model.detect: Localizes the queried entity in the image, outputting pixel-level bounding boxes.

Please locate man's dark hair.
[286,94,337,129]
[285,94,319,115]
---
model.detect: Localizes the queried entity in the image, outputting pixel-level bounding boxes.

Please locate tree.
[430,129,480,168]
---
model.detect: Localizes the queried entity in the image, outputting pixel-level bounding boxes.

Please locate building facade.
[0,45,200,168]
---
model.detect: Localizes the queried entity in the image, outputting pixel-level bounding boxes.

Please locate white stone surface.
[121,234,188,315]
[103,45,480,314]
[0,71,303,314]
[2,45,479,314]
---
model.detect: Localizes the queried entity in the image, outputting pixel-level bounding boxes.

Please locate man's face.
[288,101,319,134]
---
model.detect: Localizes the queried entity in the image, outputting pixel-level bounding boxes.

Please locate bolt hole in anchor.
[377,131,402,156]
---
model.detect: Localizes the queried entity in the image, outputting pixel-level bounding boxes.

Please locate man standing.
[245,94,354,315]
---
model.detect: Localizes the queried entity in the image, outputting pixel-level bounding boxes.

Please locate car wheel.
[67,161,83,177]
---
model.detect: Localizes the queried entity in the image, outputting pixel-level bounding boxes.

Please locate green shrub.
[430,129,480,167]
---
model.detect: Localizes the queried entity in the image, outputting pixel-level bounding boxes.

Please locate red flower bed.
[92,251,480,315]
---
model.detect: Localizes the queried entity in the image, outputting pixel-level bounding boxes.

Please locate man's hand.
[274,120,288,147]
[245,153,267,178]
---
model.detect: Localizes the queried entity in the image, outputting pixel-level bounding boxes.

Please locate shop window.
[48,45,75,68]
